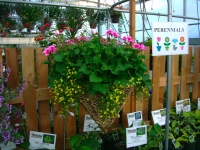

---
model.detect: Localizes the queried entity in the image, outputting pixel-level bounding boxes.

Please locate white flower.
[15,123,20,127]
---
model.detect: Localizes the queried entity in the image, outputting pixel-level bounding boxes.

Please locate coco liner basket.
[80,86,133,130]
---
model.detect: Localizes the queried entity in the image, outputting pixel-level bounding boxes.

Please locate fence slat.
[53,104,64,150]
[21,47,38,136]
[5,48,23,130]
[36,48,51,133]
[192,47,200,102]
[78,103,88,133]
[170,55,179,107]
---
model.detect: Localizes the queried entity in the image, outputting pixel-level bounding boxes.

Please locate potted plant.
[110,10,122,23]
[88,10,106,28]
[44,5,61,20]
[37,29,151,131]
[15,4,43,29]
[86,9,94,16]
[2,17,17,30]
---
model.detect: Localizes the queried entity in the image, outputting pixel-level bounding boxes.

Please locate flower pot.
[23,22,34,30]
[57,23,67,30]
[111,15,120,23]
[90,23,97,29]
[156,46,161,51]
[9,24,17,30]
[183,141,196,150]
[114,142,134,150]
[195,138,200,150]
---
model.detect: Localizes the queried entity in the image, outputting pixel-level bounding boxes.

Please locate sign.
[29,131,56,149]
[151,108,167,126]
[175,98,191,114]
[83,114,101,132]
[126,125,147,148]
[0,142,16,150]
[152,22,188,56]
[127,111,143,127]
[198,98,200,109]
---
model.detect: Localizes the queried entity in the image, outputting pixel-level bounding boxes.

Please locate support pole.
[130,0,136,39]
[165,0,172,150]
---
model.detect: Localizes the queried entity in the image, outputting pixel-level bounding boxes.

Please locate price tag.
[198,98,200,110]
[29,131,56,149]
[151,108,168,126]
[189,135,195,143]
[127,111,143,127]
[126,125,147,148]
[83,114,101,132]
[176,99,191,114]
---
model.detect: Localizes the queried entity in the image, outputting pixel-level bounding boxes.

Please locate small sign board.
[152,22,188,56]
[151,108,167,126]
[29,131,56,149]
[126,125,147,148]
[175,98,191,114]
[83,114,101,132]
[0,142,16,150]
[127,111,143,127]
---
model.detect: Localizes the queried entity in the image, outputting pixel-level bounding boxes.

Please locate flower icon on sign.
[179,36,185,50]
[156,37,161,51]
[172,38,178,50]
[164,37,171,51]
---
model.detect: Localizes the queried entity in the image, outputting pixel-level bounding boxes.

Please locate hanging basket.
[80,86,133,130]
[111,15,120,23]
[9,24,17,30]
[23,22,34,30]
[90,23,97,29]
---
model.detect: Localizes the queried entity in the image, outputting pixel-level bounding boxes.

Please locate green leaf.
[76,146,92,150]
[80,138,100,150]
[93,55,101,64]
[89,72,102,82]
[70,134,82,148]
[79,64,90,74]
[55,63,67,74]
[53,53,64,62]
[93,83,109,94]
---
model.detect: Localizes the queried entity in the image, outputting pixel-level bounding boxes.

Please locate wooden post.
[130,0,136,39]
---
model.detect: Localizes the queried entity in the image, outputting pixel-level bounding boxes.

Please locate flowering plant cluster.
[40,23,51,32]
[0,64,27,146]
[36,29,152,122]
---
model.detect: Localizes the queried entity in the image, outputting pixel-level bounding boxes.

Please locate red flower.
[21,102,24,106]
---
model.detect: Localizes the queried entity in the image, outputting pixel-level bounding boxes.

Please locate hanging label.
[83,114,101,132]
[126,125,147,148]
[127,111,143,127]
[176,98,191,114]
[151,108,168,126]
[29,131,56,149]
[189,135,195,143]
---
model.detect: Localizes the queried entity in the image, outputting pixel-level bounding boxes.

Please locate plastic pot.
[183,141,196,150]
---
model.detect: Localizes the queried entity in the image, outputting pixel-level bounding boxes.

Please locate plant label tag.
[29,131,56,149]
[176,99,191,114]
[159,142,163,150]
[0,142,16,150]
[176,127,179,135]
[83,114,101,132]
[198,98,200,110]
[189,135,195,143]
[126,125,147,148]
[151,108,168,126]
[127,111,143,127]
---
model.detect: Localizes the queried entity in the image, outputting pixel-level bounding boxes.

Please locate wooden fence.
[2,44,200,150]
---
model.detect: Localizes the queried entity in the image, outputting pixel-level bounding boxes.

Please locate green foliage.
[88,10,106,25]
[69,132,100,150]
[16,4,43,23]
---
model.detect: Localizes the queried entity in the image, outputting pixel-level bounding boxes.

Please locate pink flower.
[40,27,44,32]
[44,23,51,27]
[122,36,127,41]
[49,45,57,53]
[105,29,113,36]
[54,31,59,36]
[132,43,140,49]
[157,37,161,42]
[127,36,134,43]
[66,39,74,45]
[112,31,120,38]
[91,29,94,34]
[42,48,51,56]
[139,44,146,50]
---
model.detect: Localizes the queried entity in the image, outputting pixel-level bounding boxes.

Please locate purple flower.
[0,95,4,102]
[2,131,11,141]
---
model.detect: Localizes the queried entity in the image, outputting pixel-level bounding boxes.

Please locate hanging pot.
[111,15,120,23]
[90,23,97,29]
